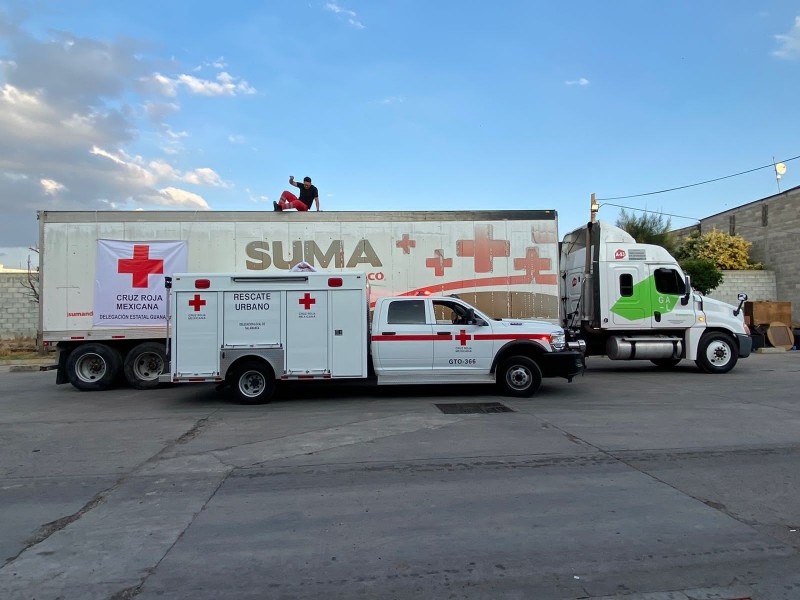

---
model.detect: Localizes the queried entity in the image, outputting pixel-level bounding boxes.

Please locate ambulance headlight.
[550,333,566,351]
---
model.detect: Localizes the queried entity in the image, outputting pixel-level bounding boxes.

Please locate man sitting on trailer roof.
[274,176,320,212]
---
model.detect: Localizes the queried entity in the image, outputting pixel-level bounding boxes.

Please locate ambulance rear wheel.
[66,343,122,391]
[123,342,167,390]
[232,361,275,404]
[498,355,542,397]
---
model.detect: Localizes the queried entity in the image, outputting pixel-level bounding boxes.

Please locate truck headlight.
[550,333,566,351]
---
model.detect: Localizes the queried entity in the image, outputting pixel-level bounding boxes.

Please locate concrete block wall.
[706,270,776,306]
[673,186,800,324]
[0,274,39,339]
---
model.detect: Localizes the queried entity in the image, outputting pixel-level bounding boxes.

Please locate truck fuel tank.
[606,336,683,360]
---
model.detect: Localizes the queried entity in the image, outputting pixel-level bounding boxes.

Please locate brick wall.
[673,185,800,324]
[0,274,39,339]
[706,270,776,306]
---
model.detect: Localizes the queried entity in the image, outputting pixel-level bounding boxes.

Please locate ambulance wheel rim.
[239,369,266,398]
[133,351,165,381]
[506,365,532,391]
[75,353,107,383]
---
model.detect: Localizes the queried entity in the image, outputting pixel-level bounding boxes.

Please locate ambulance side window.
[387,300,426,324]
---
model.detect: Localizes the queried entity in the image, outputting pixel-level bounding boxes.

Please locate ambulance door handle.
[382,331,396,335]
[436,331,450,336]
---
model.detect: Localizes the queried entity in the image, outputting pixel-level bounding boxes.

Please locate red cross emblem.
[118,245,164,288]
[188,294,206,312]
[513,247,557,285]
[456,224,510,273]
[299,293,316,310]
[455,329,472,346]
[425,249,453,277]
[396,233,416,254]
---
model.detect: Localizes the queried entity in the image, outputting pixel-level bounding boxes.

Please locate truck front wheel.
[123,342,167,390]
[498,356,543,397]
[232,361,275,405]
[695,332,738,374]
[66,344,122,391]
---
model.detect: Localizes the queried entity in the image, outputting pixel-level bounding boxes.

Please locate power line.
[599,202,699,222]
[596,154,800,201]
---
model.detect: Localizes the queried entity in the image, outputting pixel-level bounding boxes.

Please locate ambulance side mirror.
[466,308,476,325]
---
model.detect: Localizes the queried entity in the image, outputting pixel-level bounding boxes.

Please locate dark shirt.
[297,184,319,208]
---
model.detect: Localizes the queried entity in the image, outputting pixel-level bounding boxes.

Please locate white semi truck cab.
[161,271,585,403]
[560,221,752,373]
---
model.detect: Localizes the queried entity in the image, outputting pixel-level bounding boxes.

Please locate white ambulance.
[161,271,585,403]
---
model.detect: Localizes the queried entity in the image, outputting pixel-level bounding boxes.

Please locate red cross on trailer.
[299,293,316,310]
[396,233,416,254]
[513,247,558,285]
[456,224,510,273]
[455,329,472,346]
[188,294,206,311]
[117,245,164,288]
[425,249,453,277]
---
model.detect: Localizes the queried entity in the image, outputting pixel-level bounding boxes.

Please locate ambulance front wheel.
[232,361,276,404]
[498,355,542,397]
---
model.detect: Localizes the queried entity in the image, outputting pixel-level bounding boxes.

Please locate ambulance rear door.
[174,290,219,376]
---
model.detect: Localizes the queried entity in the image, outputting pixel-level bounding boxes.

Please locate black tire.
[651,358,682,369]
[123,342,167,390]
[695,332,738,374]
[65,344,122,391]
[498,355,543,397]
[231,361,275,405]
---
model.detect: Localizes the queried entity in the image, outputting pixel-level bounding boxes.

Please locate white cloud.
[228,134,245,144]
[774,16,800,59]
[40,178,66,195]
[0,18,249,247]
[325,3,365,29]
[565,78,590,86]
[380,96,405,105]
[152,187,209,209]
[141,70,255,97]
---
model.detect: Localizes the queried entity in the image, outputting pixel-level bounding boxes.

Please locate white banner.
[94,240,188,326]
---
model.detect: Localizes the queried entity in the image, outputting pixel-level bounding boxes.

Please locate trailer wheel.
[66,344,122,391]
[123,342,167,390]
[498,356,542,397]
[695,332,738,374]
[232,361,275,405]
[651,358,681,369]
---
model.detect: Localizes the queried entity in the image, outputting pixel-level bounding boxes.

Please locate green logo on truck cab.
[610,275,679,321]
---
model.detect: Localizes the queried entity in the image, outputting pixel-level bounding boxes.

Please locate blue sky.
[1,1,799,268]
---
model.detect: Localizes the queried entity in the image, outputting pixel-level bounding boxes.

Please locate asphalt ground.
[1,353,799,600]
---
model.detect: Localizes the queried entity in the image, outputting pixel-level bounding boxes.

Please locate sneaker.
[273,201,282,212]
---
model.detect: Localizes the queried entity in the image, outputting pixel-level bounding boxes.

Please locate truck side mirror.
[734,292,748,316]
[681,275,691,306]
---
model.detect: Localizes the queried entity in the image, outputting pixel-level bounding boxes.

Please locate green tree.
[675,229,762,270]
[615,209,677,254]
[679,258,723,295]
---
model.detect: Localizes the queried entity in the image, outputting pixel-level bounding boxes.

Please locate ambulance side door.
[430,299,493,373]
[371,299,433,372]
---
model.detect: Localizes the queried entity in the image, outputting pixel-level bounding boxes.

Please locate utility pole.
[590,193,598,223]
